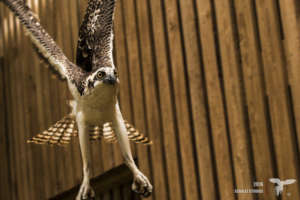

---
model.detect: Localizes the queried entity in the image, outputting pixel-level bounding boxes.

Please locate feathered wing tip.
[27,115,77,146]
[2,0,86,84]
[27,116,152,146]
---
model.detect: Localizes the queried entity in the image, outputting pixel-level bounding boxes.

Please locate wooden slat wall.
[0,0,300,199]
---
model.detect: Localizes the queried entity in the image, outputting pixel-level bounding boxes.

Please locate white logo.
[269,178,296,196]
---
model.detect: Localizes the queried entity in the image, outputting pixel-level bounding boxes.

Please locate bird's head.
[80,67,119,96]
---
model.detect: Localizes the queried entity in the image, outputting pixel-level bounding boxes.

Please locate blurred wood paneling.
[0,0,300,199]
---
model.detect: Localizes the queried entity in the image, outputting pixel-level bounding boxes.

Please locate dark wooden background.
[1,0,300,199]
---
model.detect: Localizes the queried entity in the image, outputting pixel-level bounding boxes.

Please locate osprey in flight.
[1,0,153,199]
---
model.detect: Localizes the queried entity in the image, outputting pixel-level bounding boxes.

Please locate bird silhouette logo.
[269,178,296,196]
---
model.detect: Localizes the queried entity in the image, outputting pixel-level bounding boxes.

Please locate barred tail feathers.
[27,116,152,146]
[27,115,77,146]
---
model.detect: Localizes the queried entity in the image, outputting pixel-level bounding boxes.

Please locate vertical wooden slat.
[178,0,217,199]
[122,184,133,200]
[0,6,12,200]
[113,187,122,200]
[147,1,184,199]
[8,7,29,200]
[120,1,153,199]
[101,140,115,171]
[279,0,300,170]
[213,0,254,199]
[255,0,300,199]
[134,0,168,199]
[162,0,200,199]
[195,0,235,199]
[233,0,276,199]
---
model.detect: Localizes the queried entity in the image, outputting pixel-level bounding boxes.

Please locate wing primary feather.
[2,0,86,84]
[76,0,116,71]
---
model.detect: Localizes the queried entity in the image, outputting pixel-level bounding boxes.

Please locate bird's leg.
[113,103,153,197]
[76,113,95,200]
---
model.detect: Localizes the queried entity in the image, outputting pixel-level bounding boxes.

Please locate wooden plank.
[6,9,28,200]
[254,0,300,199]
[0,7,13,200]
[120,0,153,198]
[122,184,133,200]
[279,0,300,167]
[162,0,201,199]
[134,0,168,199]
[233,0,277,199]
[102,192,111,200]
[113,187,122,200]
[147,1,184,199]
[178,0,217,199]
[0,6,12,199]
[101,140,115,172]
[195,0,235,199]
[213,0,254,198]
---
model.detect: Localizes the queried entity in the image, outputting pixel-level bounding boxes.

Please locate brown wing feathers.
[2,0,86,83]
[76,0,116,71]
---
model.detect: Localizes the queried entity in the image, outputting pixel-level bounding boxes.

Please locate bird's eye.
[96,71,105,79]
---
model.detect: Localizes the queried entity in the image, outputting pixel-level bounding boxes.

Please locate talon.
[132,172,153,197]
[76,182,95,200]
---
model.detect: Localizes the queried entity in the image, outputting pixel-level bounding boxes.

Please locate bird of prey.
[269,178,296,196]
[1,0,153,199]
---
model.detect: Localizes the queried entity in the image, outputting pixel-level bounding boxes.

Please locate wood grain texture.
[233,0,276,198]
[196,0,235,199]
[254,0,300,199]
[1,0,300,199]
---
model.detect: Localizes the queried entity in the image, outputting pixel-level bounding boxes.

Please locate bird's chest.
[76,89,117,126]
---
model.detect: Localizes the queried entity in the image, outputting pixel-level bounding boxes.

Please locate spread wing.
[283,179,296,185]
[269,178,280,184]
[76,0,116,71]
[2,0,86,83]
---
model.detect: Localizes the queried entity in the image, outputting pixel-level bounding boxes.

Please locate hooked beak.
[103,75,117,85]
